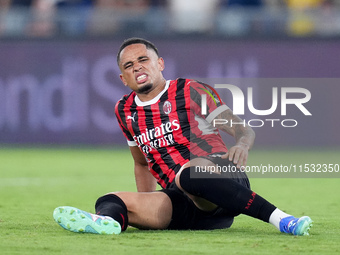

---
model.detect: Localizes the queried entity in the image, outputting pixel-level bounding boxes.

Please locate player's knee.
[175,167,186,191]
[95,193,127,213]
[175,161,191,190]
[175,166,193,193]
[99,192,142,214]
[176,158,215,191]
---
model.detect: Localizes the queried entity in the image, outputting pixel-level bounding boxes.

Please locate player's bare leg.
[112,191,172,230]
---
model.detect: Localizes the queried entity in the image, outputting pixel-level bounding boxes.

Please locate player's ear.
[158,57,165,71]
[119,74,128,86]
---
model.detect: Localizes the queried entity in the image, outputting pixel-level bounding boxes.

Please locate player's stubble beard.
[137,83,153,94]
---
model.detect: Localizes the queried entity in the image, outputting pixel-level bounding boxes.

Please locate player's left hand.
[221,144,249,169]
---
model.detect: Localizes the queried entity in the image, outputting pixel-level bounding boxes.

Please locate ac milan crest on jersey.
[163,100,172,114]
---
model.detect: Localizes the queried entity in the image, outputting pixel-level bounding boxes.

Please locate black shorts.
[160,155,250,230]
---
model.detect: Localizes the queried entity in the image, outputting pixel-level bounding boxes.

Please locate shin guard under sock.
[95,194,128,231]
[179,167,276,222]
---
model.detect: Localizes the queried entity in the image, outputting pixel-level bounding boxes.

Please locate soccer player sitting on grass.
[53,38,313,236]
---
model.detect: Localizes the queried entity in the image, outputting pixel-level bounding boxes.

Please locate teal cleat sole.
[292,216,313,236]
[280,215,313,236]
[53,206,121,235]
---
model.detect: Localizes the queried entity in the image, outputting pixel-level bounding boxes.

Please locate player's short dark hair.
[117,37,159,65]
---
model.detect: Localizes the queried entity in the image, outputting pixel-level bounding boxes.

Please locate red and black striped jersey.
[115,78,229,188]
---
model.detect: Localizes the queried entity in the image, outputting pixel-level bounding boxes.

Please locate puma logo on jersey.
[127,112,137,122]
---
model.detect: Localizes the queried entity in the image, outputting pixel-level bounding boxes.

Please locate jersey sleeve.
[115,100,137,146]
[188,80,229,124]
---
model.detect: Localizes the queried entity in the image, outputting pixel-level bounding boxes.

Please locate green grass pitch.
[0,147,339,255]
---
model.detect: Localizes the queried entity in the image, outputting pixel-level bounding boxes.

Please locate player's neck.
[136,79,167,102]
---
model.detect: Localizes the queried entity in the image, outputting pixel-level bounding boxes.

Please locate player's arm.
[214,109,255,168]
[129,146,157,192]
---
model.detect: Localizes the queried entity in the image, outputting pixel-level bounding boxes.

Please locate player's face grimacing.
[118,43,165,98]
